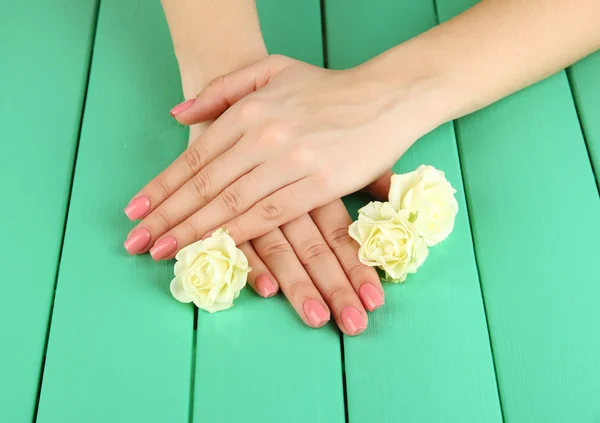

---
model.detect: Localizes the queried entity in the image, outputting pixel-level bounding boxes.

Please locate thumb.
[362,170,394,201]
[170,55,294,126]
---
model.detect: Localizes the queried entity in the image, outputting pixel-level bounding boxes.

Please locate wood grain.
[0,1,97,421]
[326,1,502,421]
[192,3,345,422]
[36,1,192,421]
[437,1,600,421]
[568,51,600,188]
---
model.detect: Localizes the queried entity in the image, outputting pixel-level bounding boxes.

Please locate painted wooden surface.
[0,0,98,421]
[437,1,600,421]
[568,51,600,188]
[327,1,501,421]
[35,1,193,421]
[1,0,599,422]
[192,3,345,423]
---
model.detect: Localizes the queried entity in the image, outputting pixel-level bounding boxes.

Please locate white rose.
[170,228,251,313]
[389,165,458,246]
[348,201,428,283]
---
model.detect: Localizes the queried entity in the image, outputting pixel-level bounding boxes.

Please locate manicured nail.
[341,306,367,335]
[170,99,195,117]
[150,236,178,261]
[303,299,329,327]
[124,195,151,220]
[255,274,277,298]
[359,283,385,312]
[123,227,151,255]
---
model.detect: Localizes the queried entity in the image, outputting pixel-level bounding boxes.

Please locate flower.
[389,165,458,246]
[170,228,251,313]
[348,201,428,283]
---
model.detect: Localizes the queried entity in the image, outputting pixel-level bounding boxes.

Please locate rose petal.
[170,275,193,303]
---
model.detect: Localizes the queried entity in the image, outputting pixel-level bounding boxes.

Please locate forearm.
[161,0,267,98]
[368,0,600,126]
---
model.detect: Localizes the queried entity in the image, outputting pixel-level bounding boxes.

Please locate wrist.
[178,47,268,99]
[359,38,456,138]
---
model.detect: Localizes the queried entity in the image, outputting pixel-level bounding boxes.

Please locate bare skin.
[124,0,393,335]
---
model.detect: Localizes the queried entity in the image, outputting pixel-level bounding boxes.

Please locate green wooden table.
[2,0,599,422]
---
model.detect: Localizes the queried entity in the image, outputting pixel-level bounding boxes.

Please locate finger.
[222,177,327,245]
[123,112,242,223]
[362,170,394,201]
[281,214,368,336]
[252,228,331,328]
[151,161,305,257]
[171,55,294,125]
[135,140,265,255]
[310,200,385,312]
[238,242,279,298]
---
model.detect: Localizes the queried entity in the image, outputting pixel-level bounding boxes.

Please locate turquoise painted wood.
[257,0,324,66]
[0,0,98,421]
[437,1,600,421]
[192,3,344,422]
[568,51,600,187]
[1,0,599,421]
[326,1,501,421]
[35,1,193,421]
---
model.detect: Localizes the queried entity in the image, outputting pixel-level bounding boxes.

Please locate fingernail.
[123,228,151,255]
[124,195,151,220]
[150,236,178,260]
[359,283,385,312]
[341,306,367,336]
[170,99,195,117]
[255,274,277,298]
[303,299,329,327]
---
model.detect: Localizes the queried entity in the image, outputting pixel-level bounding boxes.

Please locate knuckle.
[152,177,170,198]
[326,226,353,249]
[315,164,335,188]
[238,99,264,122]
[153,207,172,229]
[189,172,212,202]
[182,220,202,241]
[299,240,333,267]
[207,74,226,93]
[257,121,292,147]
[183,148,204,173]
[259,202,284,222]
[220,187,242,214]
[286,278,311,300]
[323,284,349,304]
[289,146,315,168]
[261,239,292,259]
[347,262,370,283]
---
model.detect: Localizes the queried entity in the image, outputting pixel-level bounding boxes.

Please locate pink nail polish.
[123,228,151,255]
[170,99,195,117]
[303,299,329,327]
[359,283,385,312]
[341,307,367,335]
[150,236,178,261]
[255,274,277,298]
[124,195,151,220]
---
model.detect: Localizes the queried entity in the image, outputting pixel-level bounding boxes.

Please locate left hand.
[124,54,436,252]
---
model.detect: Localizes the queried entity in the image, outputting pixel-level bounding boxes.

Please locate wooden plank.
[0,1,97,421]
[436,1,600,421]
[568,51,600,187]
[35,1,193,422]
[191,3,344,422]
[325,1,502,421]
[257,0,324,66]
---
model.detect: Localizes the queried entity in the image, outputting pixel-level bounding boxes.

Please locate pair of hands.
[124,55,427,334]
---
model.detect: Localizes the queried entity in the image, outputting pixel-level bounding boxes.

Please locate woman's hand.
[124,55,439,253]
[240,198,386,336]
